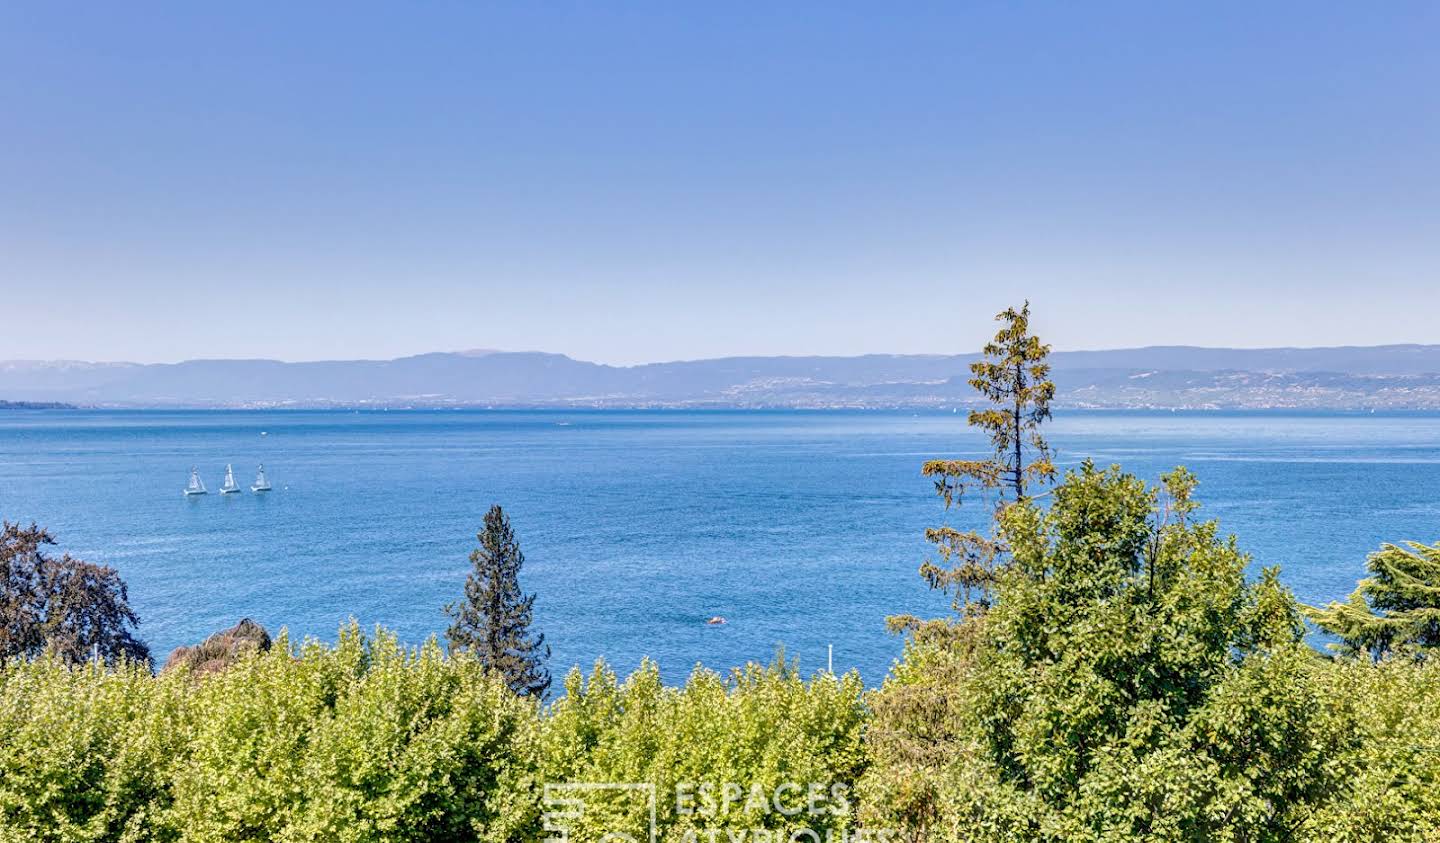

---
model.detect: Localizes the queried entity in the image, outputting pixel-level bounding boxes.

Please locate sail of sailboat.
[220,463,241,494]
[251,464,272,493]
[184,467,207,496]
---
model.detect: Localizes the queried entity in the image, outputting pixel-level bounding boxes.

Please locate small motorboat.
[706,616,727,626]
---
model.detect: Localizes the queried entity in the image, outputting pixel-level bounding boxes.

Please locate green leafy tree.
[1306,540,1440,660]
[865,463,1353,841]
[445,505,551,698]
[0,521,149,666]
[913,301,1056,619]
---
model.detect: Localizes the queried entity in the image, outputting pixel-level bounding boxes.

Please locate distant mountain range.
[4,345,1440,410]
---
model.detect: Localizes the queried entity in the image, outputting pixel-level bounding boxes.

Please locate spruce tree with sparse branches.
[445,505,550,697]
[913,302,1056,618]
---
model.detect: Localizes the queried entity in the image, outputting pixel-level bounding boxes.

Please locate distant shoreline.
[12,405,1440,416]
[0,400,75,410]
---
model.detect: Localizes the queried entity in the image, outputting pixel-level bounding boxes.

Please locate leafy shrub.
[541,656,868,841]
[0,656,186,842]
[1302,657,1440,840]
[166,624,543,843]
[0,628,865,842]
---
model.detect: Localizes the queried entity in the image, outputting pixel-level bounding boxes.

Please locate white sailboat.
[184,467,207,496]
[251,464,272,493]
[219,463,241,494]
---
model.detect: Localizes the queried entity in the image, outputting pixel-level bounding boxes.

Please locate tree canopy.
[0,521,149,666]
[912,301,1057,619]
[866,463,1352,841]
[445,505,551,697]
[1307,540,1440,660]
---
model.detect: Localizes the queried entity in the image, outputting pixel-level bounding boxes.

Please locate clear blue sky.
[2,3,1436,364]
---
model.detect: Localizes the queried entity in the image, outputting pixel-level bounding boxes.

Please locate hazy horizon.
[4,4,1437,364]
[6,340,1440,368]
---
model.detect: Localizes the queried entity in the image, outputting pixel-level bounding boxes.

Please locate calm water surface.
[1,409,1436,684]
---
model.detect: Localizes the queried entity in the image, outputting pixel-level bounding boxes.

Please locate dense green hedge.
[541,658,866,840]
[0,627,865,842]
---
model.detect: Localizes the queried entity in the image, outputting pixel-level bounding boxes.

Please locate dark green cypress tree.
[445,505,551,697]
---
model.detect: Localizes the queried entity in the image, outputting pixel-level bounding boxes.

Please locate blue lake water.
[1,409,1437,685]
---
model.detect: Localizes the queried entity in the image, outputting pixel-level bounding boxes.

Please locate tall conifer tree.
[916,302,1056,616]
[445,505,550,697]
